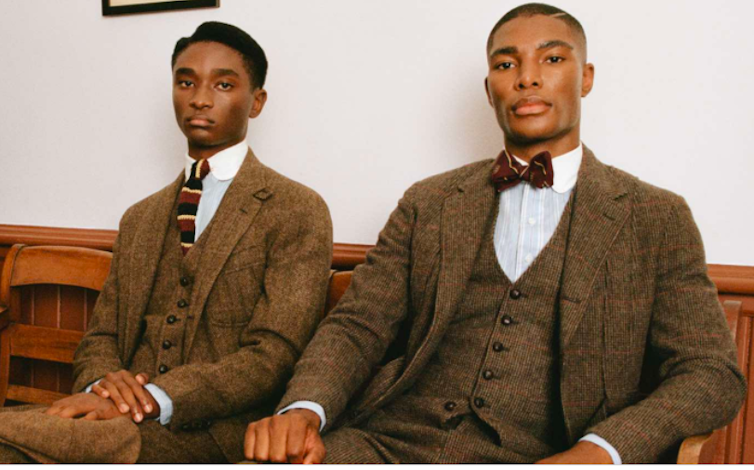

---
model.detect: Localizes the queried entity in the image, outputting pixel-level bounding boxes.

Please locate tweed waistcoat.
[396,194,574,460]
[129,197,214,377]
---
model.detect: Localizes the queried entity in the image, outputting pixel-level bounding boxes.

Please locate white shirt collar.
[184,140,248,182]
[511,143,582,194]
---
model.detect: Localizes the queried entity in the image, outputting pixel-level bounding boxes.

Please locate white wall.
[0,0,752,266]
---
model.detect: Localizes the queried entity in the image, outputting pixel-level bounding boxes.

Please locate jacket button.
[474,397,485,408]
[202,420,212,428]
[510,289,521,300]
[166,315,177,324]
[249,339,261,346]
[444,401,457,411]
[162,340,172,350]
[501,315,513,325]
[177,299,189,308]
[181,424,191,431]
[180,276,191,287]
[159,364,169,374]
[492,342,505,352]
[482,370,494,380]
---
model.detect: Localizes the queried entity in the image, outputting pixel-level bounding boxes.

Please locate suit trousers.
[323,402,535,464]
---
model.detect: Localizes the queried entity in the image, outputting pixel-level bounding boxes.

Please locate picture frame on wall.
[102,0,219,16]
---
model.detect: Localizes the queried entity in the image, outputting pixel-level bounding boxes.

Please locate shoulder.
[403,159,493,205]
[119,175,182,231]
[258,164,330,217]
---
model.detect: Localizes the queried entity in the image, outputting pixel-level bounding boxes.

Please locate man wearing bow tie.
[244,3,745,464]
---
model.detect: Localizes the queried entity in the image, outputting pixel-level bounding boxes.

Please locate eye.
[546,56,565,64]
[177,80,194,88]
[495,61,515,70]
[217,82,234,90]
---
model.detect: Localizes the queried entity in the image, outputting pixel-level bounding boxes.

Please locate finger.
[112,379,143,422]
[303,431,326,465]
[135,373,149,385]
[91,383,110,399]
[83,411,99,421]
[103,380,130,414]
[253,420,271,462]
[44,405,60,416]
[123,373,152,414]
[286,418,308,463]
[244,424,257,461]
[268,416,290,463]
[57,406,81,419]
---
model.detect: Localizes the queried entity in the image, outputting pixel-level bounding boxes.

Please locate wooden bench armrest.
[0,304,9,331]
[677,433,713,464]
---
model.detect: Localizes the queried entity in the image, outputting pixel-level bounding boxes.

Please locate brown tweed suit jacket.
[279,147,745,463]
[72,150,333,460]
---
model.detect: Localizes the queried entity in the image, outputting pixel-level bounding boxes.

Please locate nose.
[515,61,542,90]
[190,86,213,110]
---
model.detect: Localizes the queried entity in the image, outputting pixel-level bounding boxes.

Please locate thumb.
[302,430,326,464]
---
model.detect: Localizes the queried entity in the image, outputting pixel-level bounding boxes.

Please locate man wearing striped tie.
[0,22,332,463]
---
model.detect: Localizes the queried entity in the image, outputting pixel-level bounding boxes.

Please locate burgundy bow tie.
[490,150,554,192]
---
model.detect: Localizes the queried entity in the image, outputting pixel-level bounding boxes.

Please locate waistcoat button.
[501,315,513,325]
[474,397,485,408]
[444,401,457,411]
[492,342,504,352]
[482,370,494,380]
[510,289,521,300]
[177,299,189,308]
[159,364,169,374]
[166,315,177,324]
[180,276,191,287]
[162,340,172,350]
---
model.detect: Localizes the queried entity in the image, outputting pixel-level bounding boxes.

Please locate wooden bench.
[0,243,748,463]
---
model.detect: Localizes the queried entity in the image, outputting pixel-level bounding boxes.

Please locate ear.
[484,78,493,106]
[581,63,595,97]
[249,88,268,119]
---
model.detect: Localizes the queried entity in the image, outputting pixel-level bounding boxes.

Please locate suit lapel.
[399,162,498,381]
[184,150,269,355]
[559,147,632,350]
[124,173,184,358]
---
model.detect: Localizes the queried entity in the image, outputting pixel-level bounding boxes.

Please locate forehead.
[489,14,583,56]
[173,41,247,74]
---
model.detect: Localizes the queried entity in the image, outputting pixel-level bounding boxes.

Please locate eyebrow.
[490,39,574,58]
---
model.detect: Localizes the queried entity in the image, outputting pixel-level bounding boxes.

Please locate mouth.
[186,115,214,128]
[512,96,552,116]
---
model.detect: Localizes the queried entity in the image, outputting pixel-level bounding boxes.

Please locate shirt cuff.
[278,401,327,432]
[580,433,622,464]
[144,383,173,426]
[84,379,102,393]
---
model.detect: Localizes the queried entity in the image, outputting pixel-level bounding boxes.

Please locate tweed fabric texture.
[70,150,332,462]
[0,405,140,463]
[278,146,745,463]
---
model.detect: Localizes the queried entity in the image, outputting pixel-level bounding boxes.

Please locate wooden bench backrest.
[0,244,112,406]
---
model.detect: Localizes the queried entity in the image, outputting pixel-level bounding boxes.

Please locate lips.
[512,96,551,116]
[187,115,214,127]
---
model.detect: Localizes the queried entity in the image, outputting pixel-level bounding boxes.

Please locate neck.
[504,130,580,163]
[187,138,245,161]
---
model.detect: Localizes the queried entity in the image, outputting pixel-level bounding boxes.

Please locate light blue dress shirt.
[87,141,248,426]
[283,144,622,464]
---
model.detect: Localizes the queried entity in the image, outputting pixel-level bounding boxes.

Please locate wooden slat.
[60,285,87,332]
[33,284,58,328]
[741,313,754,463]
[8,324,83,364]
[6,384,68,405]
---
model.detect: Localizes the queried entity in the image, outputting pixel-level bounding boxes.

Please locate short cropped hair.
[172,21,268,89]
[487,3,587,58]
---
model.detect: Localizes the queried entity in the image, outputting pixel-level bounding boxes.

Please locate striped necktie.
[178,159,211,254]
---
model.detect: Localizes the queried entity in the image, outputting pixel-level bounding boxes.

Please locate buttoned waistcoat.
[279,147,745,463]
[73,150,333,462]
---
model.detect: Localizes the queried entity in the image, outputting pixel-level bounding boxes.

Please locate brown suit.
[70,150,333,462]
[279,147,745,463]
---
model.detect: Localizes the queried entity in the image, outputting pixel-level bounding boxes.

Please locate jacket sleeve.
[72,227,127,393]
[150,192,333,431]
[587,198,746,463]
[275,186,420,429]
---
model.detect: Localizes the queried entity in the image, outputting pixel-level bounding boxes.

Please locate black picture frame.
[102,0,219,17]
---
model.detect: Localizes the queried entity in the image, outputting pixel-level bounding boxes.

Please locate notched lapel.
[559,148,632,350]
[400,164,498,381]
[184,150,267,355]
[124,173,184,359]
